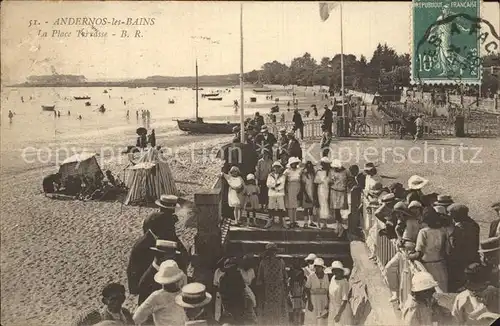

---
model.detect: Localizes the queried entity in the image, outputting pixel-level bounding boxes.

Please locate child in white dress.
[221,166,245,226]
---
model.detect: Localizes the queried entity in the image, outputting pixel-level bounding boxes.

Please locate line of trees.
[245,43,499,96]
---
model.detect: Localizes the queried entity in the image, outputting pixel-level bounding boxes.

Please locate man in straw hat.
[451,262,500,325]
[479,236,500,288]
[401,272,449,325]
[75,283,134,326]
[489,202,500,237]
[406,175,428,204]
[447,203,480,292]
[127,194,187,296]
[176,282,215,326]
[137,240,185,306]
[133,260,187,326]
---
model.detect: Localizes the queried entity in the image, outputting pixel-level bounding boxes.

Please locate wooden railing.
[267,116,499,140]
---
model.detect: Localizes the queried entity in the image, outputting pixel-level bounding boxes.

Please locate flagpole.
[340,2,346,136]
[240,2,245,143]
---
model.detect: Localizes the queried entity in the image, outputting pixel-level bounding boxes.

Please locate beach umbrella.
[136,127,147,135]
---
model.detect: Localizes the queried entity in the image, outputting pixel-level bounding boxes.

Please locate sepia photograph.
[1,0,499,325]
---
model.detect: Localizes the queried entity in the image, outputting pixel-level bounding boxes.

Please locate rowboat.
[201,93,219,98]
[207,97,223,101]
[253,88,272,93]
[176,118,238,134]
[42,105,55,111]
[74,96,91,100]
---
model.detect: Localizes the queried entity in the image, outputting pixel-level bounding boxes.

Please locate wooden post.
[193,188,222,291]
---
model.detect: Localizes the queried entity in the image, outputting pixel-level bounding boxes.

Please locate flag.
[319,2,339,22]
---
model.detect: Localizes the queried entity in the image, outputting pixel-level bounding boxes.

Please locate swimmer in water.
[78,115,83,120]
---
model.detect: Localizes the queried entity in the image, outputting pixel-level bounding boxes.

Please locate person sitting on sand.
[42,172,62,194]
[75,283,134,326]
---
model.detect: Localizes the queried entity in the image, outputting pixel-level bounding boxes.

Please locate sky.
[1,1,498,83]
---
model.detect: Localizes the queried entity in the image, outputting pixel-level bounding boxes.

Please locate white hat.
[331,159,342,168]
[288,157,301,166]
[433,205,447,215]
[408,175,429,190]
[408,200,423,209]
[305,253,317,261]
[272,161,283,168]
[261,125,268,132]
[150,240,181,254]
[411,272,438,292]
[320,157,331,164]
[330,261,350,275]
[175,282,212,308]
[313,258,325,267]
[154,260,185,285]
[246,174,255,181]
[324,267,332,275]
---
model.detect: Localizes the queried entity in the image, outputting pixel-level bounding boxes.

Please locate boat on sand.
[42,105,55,111]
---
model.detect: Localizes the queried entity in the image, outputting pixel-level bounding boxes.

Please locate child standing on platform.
[221,166,245,226]
[266,161,287,228]
[244,174,260,227]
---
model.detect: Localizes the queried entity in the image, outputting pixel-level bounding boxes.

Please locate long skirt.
[286,181,301,209]
[330,189,347,210]
[258,180,268,205]
[305,293,329,326]
[422,261,448,292]
[318,184,330,220]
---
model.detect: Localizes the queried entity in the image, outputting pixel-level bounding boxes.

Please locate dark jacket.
[127,231,156,295]
[292,112,304,128]
[253,132,277,156]
[287,139,302,160]
[137,263,161,305]
[489,219,500,237]
[320,109,333,123]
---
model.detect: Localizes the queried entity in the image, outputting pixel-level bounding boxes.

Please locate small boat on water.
[74,96,91,100]
[103,90,108,94]
[168,99,175,104]
[85,101,91,106]
[176,61,238,135]
[201,93,219,98]
[192,87,204,91]
[176,118,238,134]
[42,105,55,111]
[169,87,175,90]
[253,88,272,93]
[207,97,223,101]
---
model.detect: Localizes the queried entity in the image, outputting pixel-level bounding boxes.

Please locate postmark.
[411,0,487,85]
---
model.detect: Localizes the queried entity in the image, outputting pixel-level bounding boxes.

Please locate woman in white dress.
[305,258,330,326]
[221,166,245,226]
[328,261,353,326]
[284,157,302,228]
[315,157,332,229]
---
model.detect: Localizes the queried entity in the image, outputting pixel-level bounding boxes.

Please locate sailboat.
[175,60,238,134]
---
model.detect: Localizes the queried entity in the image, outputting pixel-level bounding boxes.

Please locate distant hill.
[12,73,241,87]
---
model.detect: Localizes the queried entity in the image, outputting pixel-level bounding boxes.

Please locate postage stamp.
[412,0,481,85]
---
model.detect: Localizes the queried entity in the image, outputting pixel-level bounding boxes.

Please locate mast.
[240,2,245,143]
[195,59,199,120]
[340,3,346,136]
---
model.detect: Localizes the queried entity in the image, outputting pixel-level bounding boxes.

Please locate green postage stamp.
[412,0,481,85]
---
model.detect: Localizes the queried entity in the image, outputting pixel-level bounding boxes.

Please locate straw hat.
[407,175,429,190]
[261,125,268,132]
[305,253,317,262]
[246,174,255,181]
[433,205,447,215]
[330,261,350,275]
[331,159,343,168]
[272,161,283,168]
[150,240,181,254]
[393,201,411,216]
[320,157,331,164]
[411,272,438,292]
[155,194,179,210]
[313,258,325,268]
[434,195,454,207]
[154,260,185,285]
[478,236,500,253]
[175,283,212,308]
[379,193,396,204]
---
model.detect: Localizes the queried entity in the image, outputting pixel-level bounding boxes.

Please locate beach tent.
[59,152,103,183]
[124,148,177,205]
